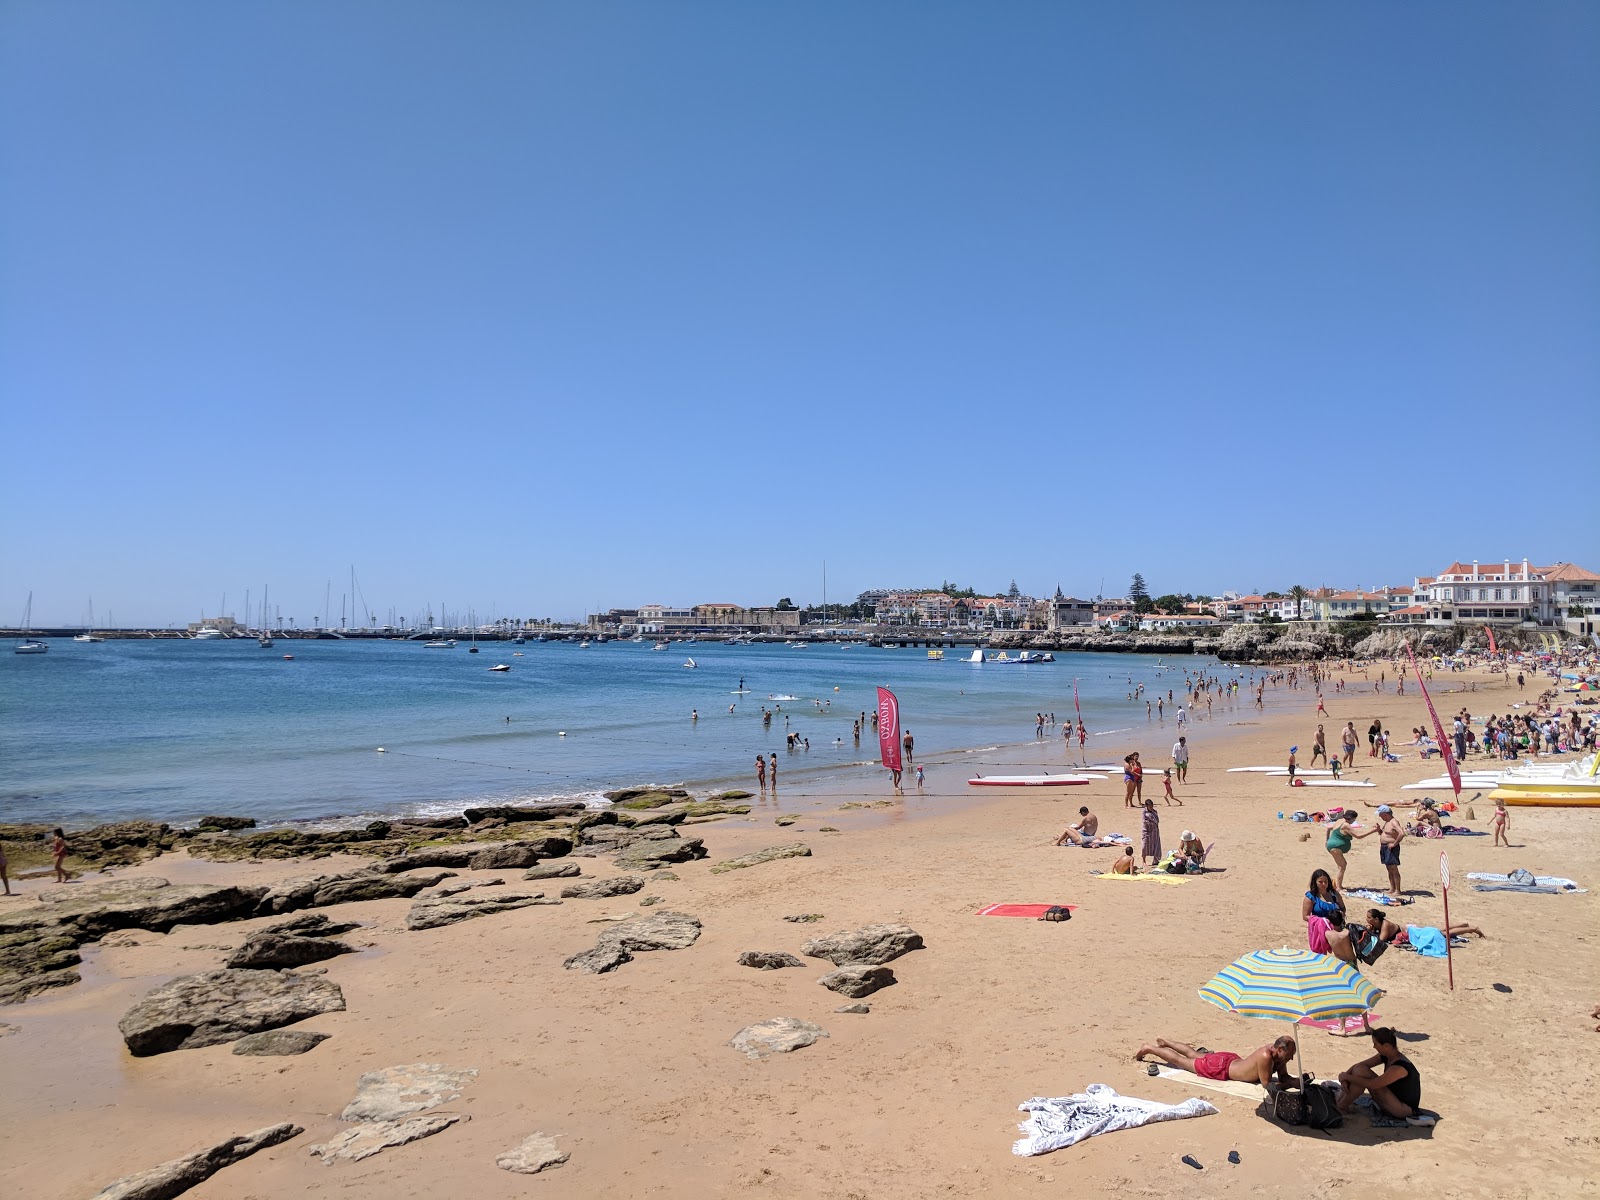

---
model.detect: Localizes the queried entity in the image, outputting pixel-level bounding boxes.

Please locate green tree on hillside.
[1153,594,1188,615]
[1129,573,1150,603]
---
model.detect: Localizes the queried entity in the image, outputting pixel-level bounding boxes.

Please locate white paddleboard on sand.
[1267,769,1335,777]
[1293,779,1375,788]
[1228,767,1283,773]
[968,775,1092,787]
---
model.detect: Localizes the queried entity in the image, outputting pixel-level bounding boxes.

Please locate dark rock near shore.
[614,836,706,871]
[254,869,454,915]
[196,815,257,831]
[560,876,645,899]
[118,968,346,1055]
[387,815,470,831]
[737,950,804,970]
[90,1121,303,1199]
[801,924,923,967]
[604,787,691,807]
[33,878,269,937]
[461,803,587,824]
[226,931,356,969]
[231,1029,330,1056]
[818,963,896,998]
[470,840,570,869]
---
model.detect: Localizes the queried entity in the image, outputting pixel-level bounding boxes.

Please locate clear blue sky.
[3,2,1596,626]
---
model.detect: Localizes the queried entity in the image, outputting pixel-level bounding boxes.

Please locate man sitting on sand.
[1055,806,1100,846]
[1135,1036,1298,1088]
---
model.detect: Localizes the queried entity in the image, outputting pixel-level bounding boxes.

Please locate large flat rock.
[118,969,346,1056]
[802,923,924,967]
[563,910,702,974]
[729,1017,828,1059]
[32,878,268,936]
[310,1114,463,1163]
[405,891,558,930]
[708,844,812,874]
[340,1063,479,1121]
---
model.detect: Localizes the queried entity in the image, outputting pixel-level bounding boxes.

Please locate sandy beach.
[3,664,1598,1199]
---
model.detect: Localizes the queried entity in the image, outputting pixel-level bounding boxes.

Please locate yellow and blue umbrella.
[1200,947,1383,1022]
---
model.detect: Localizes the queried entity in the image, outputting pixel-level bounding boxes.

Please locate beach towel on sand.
[1014,1084,1217,1156]
[1091,872,1188,886]
[1153,1068,1264,1100]
[1404,926,1449,958]
[977,904,1078,918]
[1466,872,1586,893]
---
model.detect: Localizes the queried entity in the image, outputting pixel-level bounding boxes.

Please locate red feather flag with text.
[877,687,902,772]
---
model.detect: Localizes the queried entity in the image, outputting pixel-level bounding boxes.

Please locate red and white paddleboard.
[967,775,1092,787]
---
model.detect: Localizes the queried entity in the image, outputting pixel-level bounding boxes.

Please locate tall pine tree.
[1129,573,1149,603]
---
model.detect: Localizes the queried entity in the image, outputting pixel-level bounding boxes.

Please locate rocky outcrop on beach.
[261,912,361,938]
[728,1017,827,1059]
[559,876,644,899]
[709,844,812,874]
[563,910,702,974]
[231,1029,330,1056]
[196,815,257,831]
[0,878,270,1005]
[405,890,558,930]
[818,963,896,998]
[118,968,346,1055]
[801,924,924,967]
[341,1062,478,1121]
[90,1122,303,1200]
[226,930,356,969]
[737,950,804,970]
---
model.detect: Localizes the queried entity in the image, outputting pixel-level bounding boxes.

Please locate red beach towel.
[976,903,1078,918]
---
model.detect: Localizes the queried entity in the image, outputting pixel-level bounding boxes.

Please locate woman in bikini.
[51,828,68,883]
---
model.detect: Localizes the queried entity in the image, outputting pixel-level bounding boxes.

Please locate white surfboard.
[1294,779,1376,788]
[967,775,1093,787]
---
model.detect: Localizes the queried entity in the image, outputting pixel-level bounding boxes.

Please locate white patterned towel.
[1014,1083,1218,1156]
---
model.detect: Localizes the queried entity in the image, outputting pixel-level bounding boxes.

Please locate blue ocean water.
[0,639,1225,828]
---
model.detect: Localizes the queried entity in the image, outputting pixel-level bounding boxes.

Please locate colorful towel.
[1014,1084,1217,1155]
[1090,872,1189,886]
[1348,888,1413,906]
[1465,872,1585,892]
[976,903,1079,918]
[1298,1014,1383,1035]
[1059,833,1132,848]
[1405,925,1449,958]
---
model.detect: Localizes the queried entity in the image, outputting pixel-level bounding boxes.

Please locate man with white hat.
[1374,804,1405,899]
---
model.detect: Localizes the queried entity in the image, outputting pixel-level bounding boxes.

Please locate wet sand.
[3,664,1597,1198]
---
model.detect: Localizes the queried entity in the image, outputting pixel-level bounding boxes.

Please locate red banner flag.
[1074,679,1081,713]
[877,687,903,772]
[1484,626,1497,656]
[1406,643,1460,796]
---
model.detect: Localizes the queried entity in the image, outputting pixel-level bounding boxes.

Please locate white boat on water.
[684,658,698,669]
[74,598,105,642]
[191,628,225,640]
[422,639,456,648]
[488,663,511,672]
[15,593,47,653]
[653,641,669,651]
[579,640,591,648]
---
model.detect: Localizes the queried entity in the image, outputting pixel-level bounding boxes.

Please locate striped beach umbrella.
[1200,947,1383,1022]
[1200,947,1384,1085]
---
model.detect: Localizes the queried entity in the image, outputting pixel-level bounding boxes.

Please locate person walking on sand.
[1162,768,1182,806]
[1311,724,1328,767]
[1171,735,1189,784]
[1130,752,1145,802]
[1316,693,1328,717]
[1492,798,1511,847]
[1077,719,1087,759]
[1123,755,1139,808]
[0,839,11,895]
[51,828,68,883]
[1140,798,1162,865]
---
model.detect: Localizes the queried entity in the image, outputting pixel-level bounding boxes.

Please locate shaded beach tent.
[1199,947,1384,1084]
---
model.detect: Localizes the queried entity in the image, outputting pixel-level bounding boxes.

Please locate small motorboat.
[468,646,479,654]
[579,640,591,648]
[488,663,511,672]
[422,639,456,648]
[653,641,670,650]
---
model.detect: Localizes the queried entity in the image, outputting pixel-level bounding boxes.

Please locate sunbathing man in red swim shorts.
[1135,1035,1298,1087]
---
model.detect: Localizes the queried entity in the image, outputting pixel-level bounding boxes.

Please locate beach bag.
[1303,1083,1344,1132]
[1272,1086,1306,1126]
[1038,906,1072,922]
[1508,868,1536,886]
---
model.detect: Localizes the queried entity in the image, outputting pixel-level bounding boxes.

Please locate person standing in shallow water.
[755,755,766,792]
[769,753,778,791]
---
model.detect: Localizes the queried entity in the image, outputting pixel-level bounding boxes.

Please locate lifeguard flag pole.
[1406,643,1461,797]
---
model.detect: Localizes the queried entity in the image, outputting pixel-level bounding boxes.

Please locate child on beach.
[1287,745,1298,784]
[1162,768,1182,806]
[1492,798,1510,847]
[915,764,925,790]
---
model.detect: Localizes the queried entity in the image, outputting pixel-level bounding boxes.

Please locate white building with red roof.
[1417,559,1555,626]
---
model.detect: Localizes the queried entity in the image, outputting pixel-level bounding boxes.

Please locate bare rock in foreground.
[231,1029,330,1056]
[340,1063,479,1122]
[563,910,702,974]
[522,862,581,880]
[226,932,355,969]
[92,1121,302,1199]
[497,1132,569,1175]
[737,950,804,970]
[818,963,896,998]
[310,1114,464,1164]
[729,1017,828,1060]
[802,923,923,967]
[118,969,346,1056]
